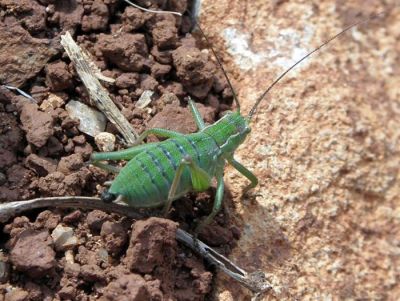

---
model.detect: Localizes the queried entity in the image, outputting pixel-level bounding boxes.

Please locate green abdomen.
[109,133,220,208]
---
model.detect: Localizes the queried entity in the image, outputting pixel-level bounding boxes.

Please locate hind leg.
[162,155,211,216]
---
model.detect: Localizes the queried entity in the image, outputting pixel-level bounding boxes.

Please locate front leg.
[227,157,258,194]
[163,155,211,216]
[195,171,224,233]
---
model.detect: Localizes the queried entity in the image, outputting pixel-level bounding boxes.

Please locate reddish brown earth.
[0,0,238,300]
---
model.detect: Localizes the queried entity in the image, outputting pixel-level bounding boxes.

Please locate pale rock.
[95,132,116,152]
[65,100,106,137]
[40,93,64,111]
[51,225,78,251]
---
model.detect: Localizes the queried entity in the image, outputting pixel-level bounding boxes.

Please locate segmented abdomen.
[109,132,220,208]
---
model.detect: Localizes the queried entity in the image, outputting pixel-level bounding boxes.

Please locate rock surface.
[199,0,400,300]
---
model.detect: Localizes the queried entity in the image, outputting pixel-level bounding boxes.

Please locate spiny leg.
[195,173,224,234]
[162,157,190,216]
[91,142,157,162]
[188,97,206,130]
[163,155,211,216]
[92,129,183,164]
[228,157,258,194]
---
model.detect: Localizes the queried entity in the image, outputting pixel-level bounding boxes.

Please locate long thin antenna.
[247,11,387,119]
[123,0,181,16]
[123,0,241,112]
[192,19,240,112]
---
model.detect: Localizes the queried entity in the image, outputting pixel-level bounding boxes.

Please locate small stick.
[60,32,138,144]
[0,197,271,293]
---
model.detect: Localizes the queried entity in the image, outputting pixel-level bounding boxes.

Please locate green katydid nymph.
[91,1,383,232]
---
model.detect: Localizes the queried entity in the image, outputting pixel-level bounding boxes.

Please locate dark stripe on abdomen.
[184,136,202,163]
[145,150,170,187]
[170,139,187,157]
[158,144,178,170]
[136,157,162,199]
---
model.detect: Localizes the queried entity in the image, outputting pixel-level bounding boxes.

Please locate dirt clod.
[82,0,109,32]
[100,221,128,256]
[101,274,151,301]
[45,61,73,92]
[20,103,54,148]
[10,229,55,278]
[56,153,84,174]
[96,32,148,72]
[172,45,215,99]
[25,154,57,177]
[87,210,110,232]
[0,22,57,87]
[125,217,177,274]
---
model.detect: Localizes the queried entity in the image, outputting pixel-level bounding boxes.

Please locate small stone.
[10,229,55,278]
[63,210,82,224]
[80,264,106,282]
[25,154,57,177]
[97,248,109,264]
[102,274,150,301]
[65,100,106,137]
[72,135,86,145]
[125,217,177,274]
[58,285,77,300]
[65,250,75,264]
[57,154,84,174]
[20,102,54,148]
[94,132,116,152]
[64,262,80,277]
[45,60,73,91]
[51,225,79,251]
[100,221,127,255]
[34,210,61,230]
[39,93,64,111]
[136,90,154,109]
[87,210,109,232]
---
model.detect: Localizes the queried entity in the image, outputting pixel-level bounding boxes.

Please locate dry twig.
[60,31,138,144]
[0,197,271,293]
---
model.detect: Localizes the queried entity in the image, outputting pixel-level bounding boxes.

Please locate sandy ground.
[199,1,400,300]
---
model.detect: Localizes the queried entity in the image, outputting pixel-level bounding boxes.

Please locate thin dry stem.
[60,31,138,144]
[0,197,271,294]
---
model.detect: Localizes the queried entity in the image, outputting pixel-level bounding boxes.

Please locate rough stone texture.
[125,217,178,274]
[199,1,400,300]
[19,103,54,148]
[100,274,151,301]
[0,22,57,87]
[10,229,55,278]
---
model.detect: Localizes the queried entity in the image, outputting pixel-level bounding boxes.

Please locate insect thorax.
[202,111,251,154]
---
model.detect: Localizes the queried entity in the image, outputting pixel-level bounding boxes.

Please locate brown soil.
[0,0,238,300]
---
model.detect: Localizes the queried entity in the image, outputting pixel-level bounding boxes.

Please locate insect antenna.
[247,11,387,120]
[123,0,241,112]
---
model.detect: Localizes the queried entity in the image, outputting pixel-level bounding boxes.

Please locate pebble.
[65,100,106,137]
[95,132,116,152]
[51,225,79,251]
[136,90,154,109]
[39,93,64,111]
